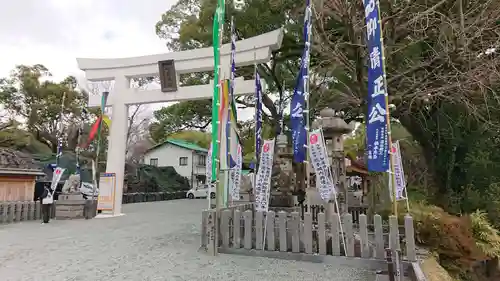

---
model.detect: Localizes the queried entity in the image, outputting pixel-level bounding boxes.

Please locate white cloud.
[0,0,175,81]
[0,0,256,122]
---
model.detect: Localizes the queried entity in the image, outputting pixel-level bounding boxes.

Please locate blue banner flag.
[255,72,263,164]
[291,64,307,163]
[364,0,390,172]
[290,0,311,163]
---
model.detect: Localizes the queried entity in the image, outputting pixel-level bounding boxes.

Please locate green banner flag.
[211,0,225,182]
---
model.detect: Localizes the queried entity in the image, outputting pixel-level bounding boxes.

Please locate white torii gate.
[77,28,284,216]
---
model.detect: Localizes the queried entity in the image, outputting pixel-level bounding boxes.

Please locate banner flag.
[255,72,263,167]
[308,129,336,201]
[391,141,407,201]
[255,139,275,212]
[230,145,243,201]
[290,0,312,163]
[210,0,225,182]
[363,0,390,172]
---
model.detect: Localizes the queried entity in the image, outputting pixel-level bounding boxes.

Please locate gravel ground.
[0,199,375,281]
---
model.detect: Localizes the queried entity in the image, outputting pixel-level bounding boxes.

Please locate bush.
[409,202,487,274]
[125,164,190,192]
[470,211,500,259]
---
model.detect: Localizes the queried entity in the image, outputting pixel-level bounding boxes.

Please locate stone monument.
[311,108,354,214]
[56,174,89,219]
[269,134,296,208]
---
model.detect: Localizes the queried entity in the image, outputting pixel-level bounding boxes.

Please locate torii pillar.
[77,29,283,217]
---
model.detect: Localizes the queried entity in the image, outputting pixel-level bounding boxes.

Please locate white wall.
[143,144,208,188]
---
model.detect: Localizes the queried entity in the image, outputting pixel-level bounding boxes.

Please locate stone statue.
[61,174,82,194]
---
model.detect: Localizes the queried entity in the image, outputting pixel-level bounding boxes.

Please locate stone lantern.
[311,108,354,214]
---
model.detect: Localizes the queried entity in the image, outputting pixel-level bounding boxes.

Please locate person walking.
[40,184,54,224]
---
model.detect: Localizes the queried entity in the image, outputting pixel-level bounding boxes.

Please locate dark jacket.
[39,187,52,201]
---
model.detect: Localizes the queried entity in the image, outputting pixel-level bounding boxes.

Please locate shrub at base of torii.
[124,164,190,193]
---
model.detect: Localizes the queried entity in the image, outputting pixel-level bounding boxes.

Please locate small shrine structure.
[0,148,45,201]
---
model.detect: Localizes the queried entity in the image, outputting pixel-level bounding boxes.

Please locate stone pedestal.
[55,193,86,219]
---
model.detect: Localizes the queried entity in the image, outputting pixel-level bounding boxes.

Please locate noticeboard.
[97,173,116,211]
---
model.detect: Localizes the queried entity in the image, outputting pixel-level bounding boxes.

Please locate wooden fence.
[0,191,188,225]
[298,204,368,224]
[0,201,55,224]
[201,207,417,262]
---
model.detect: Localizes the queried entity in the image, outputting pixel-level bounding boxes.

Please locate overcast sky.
[0,0,257,122]
[0,0,175,81]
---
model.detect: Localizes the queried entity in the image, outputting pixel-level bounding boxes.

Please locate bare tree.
[313,0,500,121]
[125,105,153,164]
[125,77,159,164]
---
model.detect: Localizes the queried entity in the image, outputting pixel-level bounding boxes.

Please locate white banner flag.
[206,143,215,207]
[308,129,335,201]
[50,167,65,196]
[230,145,243,201]
[206,144,213,183]
[255,139,275,212]
[391,141,407,200]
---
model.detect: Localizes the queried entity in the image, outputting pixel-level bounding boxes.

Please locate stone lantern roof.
[0,148,45,176]
[313,108,355,134]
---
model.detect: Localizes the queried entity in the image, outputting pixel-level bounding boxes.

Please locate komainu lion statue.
[61,174,82,193]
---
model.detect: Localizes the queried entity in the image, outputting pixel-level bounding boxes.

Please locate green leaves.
[150,100,212,142]
[0,64,91,153]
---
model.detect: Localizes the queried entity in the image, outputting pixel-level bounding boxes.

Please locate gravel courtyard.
[0,199,375,281]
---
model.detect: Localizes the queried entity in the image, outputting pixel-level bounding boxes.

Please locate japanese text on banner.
[308,130,335,201]
[230,145,243,201]
[364,0,390,172]
[391,141,407,200]
[206,144,214,196]
[290,1,311,163]
[255,139,275,212]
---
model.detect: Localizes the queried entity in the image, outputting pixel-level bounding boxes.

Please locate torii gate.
[77,28,284,217]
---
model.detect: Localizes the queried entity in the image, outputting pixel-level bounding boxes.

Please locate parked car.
[186,185,215,199]
[80,182,99,199]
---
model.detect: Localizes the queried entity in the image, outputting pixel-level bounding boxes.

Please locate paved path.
[0,200,375,281]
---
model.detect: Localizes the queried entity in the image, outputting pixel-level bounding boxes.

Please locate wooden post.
[278,211,287,252]
[255,211,264,250]
[318,212,327,255]
[405,215,417,262]
[266,211,275,251]
[291,212,300,253]
[343,213,354,257]
[206,210,217,256]
[359,214,370,258]
[221,209,231,248]
[331,212,341,256]
[233,209,241,249]
[304,212,313,254]
[374,214,385,259]
[244,210,253,249]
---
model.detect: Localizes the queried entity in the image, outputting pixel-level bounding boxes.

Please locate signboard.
[255,139,275,212]
[158,59,178,92]
[308,129,335,201]
[97,173,116,211]
[50,167,65,196]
